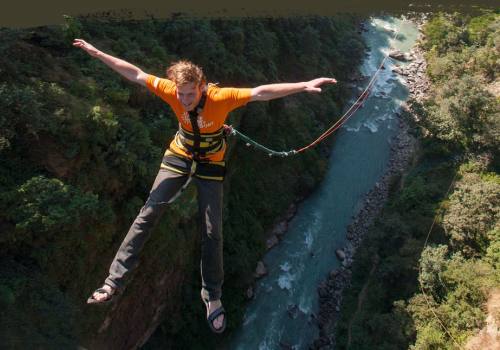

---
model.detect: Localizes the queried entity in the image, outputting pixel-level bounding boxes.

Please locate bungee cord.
[225,29,401,157]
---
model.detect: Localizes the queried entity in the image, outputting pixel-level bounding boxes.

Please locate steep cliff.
[0,15,366,348]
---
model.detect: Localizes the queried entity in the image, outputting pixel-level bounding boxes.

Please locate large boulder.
[389,50,412,62]
[271,221,288,237]
[266,235,279,249]
[335,249,346,261]
[392,66,407,76]
[254,261,268,278]
[246,286,254,300]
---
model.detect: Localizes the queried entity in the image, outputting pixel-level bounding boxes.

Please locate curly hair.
[166,60,206,86]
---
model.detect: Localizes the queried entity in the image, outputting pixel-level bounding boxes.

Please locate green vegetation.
[335,11,499,350]
[0,15,365,348]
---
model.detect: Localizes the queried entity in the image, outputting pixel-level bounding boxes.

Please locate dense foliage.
[0,15,365,348]
[335,11,499,350]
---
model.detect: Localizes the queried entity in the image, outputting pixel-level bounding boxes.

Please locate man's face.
[176,82,203,112]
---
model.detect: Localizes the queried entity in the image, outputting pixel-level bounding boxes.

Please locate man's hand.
[72,38,148,86]
[250,77,337,102]
[73,39,101,57]
[304,77,337,93]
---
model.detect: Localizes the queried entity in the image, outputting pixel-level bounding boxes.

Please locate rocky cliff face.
[89,257,188,349]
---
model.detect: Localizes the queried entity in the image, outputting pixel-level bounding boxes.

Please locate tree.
[423,75,500,151]
[442,169,500,255]
[418,245,449,299]
[423,13,468,54]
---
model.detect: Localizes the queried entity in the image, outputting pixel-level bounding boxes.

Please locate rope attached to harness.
[223,125,297,158]
[225,29,400,157]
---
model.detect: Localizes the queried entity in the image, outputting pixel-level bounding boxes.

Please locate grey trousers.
[104,168,224,301]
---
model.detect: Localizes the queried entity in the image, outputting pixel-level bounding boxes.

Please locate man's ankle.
[103,284,115,294]
[209,300,221,307]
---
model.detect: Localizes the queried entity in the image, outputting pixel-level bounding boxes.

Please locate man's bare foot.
[207,299,225,331]
[87,284,116,304]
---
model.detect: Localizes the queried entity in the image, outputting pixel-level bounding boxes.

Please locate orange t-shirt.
[146,75,252,162]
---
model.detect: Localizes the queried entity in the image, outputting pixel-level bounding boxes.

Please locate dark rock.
[389,49,408,61]
[254,261,268,278]
[246,286,254,299]
[329,269,339,278]
[272,221,288,237]
[287,304,299,319]
[285,203,297,221]
[335,249,346,261]
[266,235,279,250]
[392,66,406,75]
[279,341,293,350]
[318,286,329,298]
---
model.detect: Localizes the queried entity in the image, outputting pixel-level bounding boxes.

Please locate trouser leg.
[105,168,188,290]
[195,177,224,301]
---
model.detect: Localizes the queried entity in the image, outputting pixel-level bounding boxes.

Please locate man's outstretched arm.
[73,39,148,87]
[250,77,337,102]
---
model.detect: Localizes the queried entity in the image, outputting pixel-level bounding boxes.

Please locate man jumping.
[74,38,336,333]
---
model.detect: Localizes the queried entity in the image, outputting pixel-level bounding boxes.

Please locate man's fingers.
[312,78,337,87]
[306,87,322,93]
[322,78,337,84]
[73,39,89,48]
[72,40,84,47]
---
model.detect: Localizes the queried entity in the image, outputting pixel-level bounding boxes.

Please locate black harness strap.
[187,91,207,160]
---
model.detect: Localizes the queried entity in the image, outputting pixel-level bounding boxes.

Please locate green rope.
[225,125,297,158]
[223,30,402,159]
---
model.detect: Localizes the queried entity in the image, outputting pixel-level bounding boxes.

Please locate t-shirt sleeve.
[145,74,177,104]
[216,87,253,113]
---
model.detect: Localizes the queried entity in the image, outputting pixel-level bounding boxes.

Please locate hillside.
[0,15,366,349]
[334,11,499,350]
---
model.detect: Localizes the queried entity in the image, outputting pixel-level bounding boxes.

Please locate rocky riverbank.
[246,200,299,299]
[309,18,430,350]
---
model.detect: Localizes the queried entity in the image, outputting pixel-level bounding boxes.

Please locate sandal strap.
[207,306,225,323]
[95,288,111,295]
[87,287,114,304]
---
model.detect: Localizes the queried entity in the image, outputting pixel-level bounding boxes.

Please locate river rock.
[279,341,293,350]
[285,203,297,221]
[389,49,405,60]
[272,221,288,237]
[266,235,279,250]
[287,304,299,319]
[335,249,346,261]
[254,261,268,278]
[246,286,254,299]
[389,49,412,61]
[329,269,339,278]
[392,66,407,76]
[318,284,329,298]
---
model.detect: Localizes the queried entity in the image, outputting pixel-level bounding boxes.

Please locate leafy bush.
[442,167,500,255]
[423,75,499,151]
[422,13,468,54]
